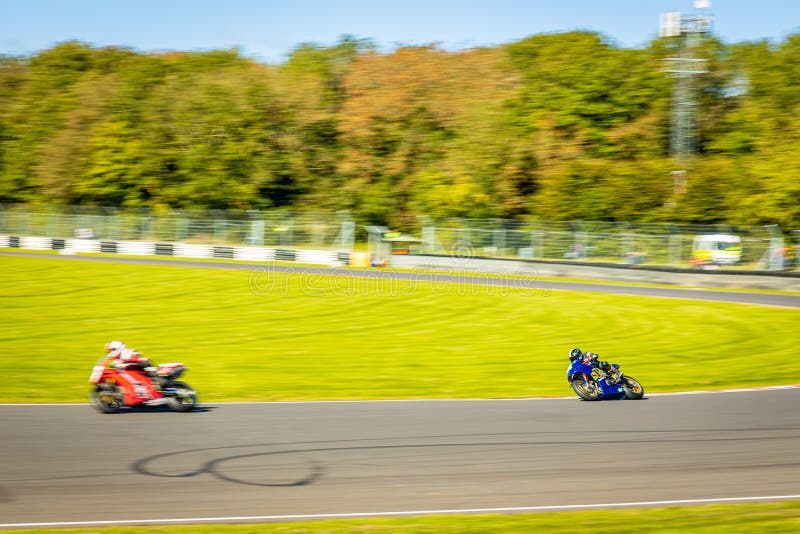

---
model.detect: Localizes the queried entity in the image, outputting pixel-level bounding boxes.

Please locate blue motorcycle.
[566,359,644,401]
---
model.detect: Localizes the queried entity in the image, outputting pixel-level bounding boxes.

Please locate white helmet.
[104,340,126,352]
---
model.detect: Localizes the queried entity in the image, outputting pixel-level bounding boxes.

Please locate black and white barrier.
[0,235,348,267]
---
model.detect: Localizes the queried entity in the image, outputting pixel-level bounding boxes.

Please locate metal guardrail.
[0,205,355,251]
[0,205,793,271]
[418,218,791,271]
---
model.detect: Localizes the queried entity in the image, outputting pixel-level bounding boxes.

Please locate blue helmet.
[569,348,583,361]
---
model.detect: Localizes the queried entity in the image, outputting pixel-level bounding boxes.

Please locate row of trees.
[0,33,798,229]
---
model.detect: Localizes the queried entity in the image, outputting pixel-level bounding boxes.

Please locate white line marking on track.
[0,384,798,407]
[3,494,800,528]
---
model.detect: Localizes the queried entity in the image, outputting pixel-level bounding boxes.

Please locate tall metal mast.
[660,1,713,165]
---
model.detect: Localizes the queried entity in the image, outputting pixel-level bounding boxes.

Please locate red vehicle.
[88,355,198,413]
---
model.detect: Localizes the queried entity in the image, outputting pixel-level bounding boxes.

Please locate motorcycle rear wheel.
[91,384,122,414]
[571,378,602,401]
[165,381,197,412]
[622,376,645,399]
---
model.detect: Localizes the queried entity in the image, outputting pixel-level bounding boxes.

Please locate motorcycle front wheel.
[571,378,602,401]
[91,384,122,414]
[165,381,197,412]
[622,376,645,399]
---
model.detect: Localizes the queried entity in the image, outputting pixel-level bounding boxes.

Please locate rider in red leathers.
[104,341,158,379]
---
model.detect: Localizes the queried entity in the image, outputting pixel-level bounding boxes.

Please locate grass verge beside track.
[8,501,800,532]
[4,249,799,294]
[0,254,798,403]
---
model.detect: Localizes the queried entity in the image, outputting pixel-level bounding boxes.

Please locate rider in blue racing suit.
[569,347,613,374]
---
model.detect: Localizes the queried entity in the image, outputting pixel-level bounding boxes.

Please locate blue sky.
[2,0,799,62]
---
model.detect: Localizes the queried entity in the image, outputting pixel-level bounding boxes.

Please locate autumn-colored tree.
[0,33,798,230]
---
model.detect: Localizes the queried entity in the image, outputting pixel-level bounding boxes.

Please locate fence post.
[141,211,153,241]
[492,223,506,257]
[174,210,187,242]
[418,215,434,255]
[108,208,121,241]
[308,214,322,247]
[456,227,470,253]
[532,230,543,259]
[280,214,293,247]
[212,211,225,245]
[247,210,264,246]
[621,233,635,264]
[764,224,784,271]
[21,210,31,236]
[792,230,800,270]
[336,210,354,251]
[340,221,354,251]
[421,224,435,255]
[46,212,57,237]
[669,230,682,267]
[575,231,588,260]
[569,221,588,260]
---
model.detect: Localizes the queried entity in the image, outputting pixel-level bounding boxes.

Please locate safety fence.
[0,205,355,251]
[419,218,792,271]
[0,205,794,271]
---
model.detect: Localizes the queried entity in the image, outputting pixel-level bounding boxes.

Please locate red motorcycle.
[88,355,198,413]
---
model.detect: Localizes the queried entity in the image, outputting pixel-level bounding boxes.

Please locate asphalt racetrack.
[2,388,800,528]
[2,251,799,308]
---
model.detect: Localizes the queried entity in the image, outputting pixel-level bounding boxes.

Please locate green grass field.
[0,254,797,403]
[8,501,800,533]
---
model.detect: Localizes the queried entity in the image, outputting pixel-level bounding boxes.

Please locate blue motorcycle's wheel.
[622,376,644,399]
[571,378,602,401]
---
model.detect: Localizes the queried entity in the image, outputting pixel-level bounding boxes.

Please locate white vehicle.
[690,234,742,266]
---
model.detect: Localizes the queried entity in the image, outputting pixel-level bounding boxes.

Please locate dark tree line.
[1,32,798,229]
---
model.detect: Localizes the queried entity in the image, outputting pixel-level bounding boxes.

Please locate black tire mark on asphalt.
[131,427,800,487]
